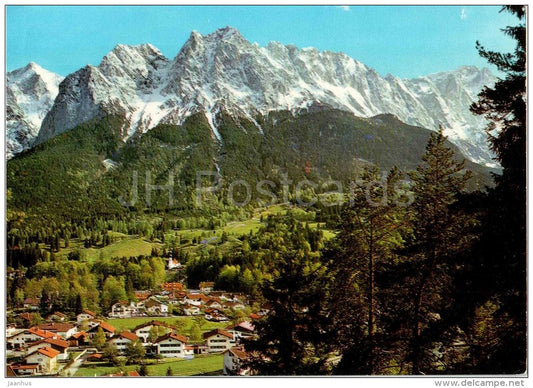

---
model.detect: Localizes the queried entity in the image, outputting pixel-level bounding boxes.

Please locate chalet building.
[109,301,139,318]
[144,299,169,316]
[185,293,210,306]
[7,328,59,350]
[153,332,190,358]
[108,331,140,353]
[69,331,90,347]
[134,290,152,301]
[24,347,60,374]
[199,282,215,293]
[223,346,251,375]
[23,298,39,311]
[26,337,69,361]
[47,312,67,322]
[76,310,96,324]
[86,321,116,339]
[204,308,230,322]
[203,329,235,353]
[132,320,173,343]
[36,323,77,339]
[226,321,255,341]
[183,304,201,316]
[10,364,39,376]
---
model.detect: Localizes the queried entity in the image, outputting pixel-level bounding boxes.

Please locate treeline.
[7,254,167,316]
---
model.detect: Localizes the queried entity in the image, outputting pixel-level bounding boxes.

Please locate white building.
[223,347,251,375]
[154,333,190,358]
[203,329,235,353]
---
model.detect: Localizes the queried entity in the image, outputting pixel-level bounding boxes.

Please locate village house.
[17,312,33,325]
[226,321,255,341]
[132,320,173,343]
[204,308,230,322]
[76,310,96,324]
[183,304,201,316]
[6,323,20,338]
[203,328,235,353]
[69,331,90,347]
[23,298,39,311]
[144,299,169,316]
[109,301,141,318]
[199,281,215,293]
[108,331,140,353]
[153,332,190,358]
[162,282,184,293]
[47,312,67,322]
[36,323,77,339]
[26,337,70,361]
[134,290,152,301]
[24,347,60,374]
[185,293,210,306]
[86,321,116,339]
[7,327,59,350]
[223,346,251,375]
[205,298,223,309]
[223,301,246,311]
[10,364,40,376]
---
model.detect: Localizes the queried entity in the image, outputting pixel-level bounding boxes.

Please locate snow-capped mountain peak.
[13,27,497,166]
[6,63,63,158]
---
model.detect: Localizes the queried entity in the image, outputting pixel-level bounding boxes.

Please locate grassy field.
[105,316,229,334]
[74,355,224,376]
[51,203,335,264]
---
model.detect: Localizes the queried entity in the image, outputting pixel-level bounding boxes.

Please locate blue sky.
[6,5,518,79]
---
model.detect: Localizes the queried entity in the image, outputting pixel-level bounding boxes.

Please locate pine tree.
[75,294,83,316]
[166,366,173,376]
[407,128,472,374]
[468,5,526,373]
[244,223,332,375]
[328,165,410,374]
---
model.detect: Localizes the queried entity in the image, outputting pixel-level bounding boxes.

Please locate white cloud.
[460,8,467,20]
[337,6,350,12]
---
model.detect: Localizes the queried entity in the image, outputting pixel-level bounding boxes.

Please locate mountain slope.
[33,27,496,166]
[6,63,63,158]
[8,109,495,225]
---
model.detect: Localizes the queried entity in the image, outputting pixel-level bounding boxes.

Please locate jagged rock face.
[6,63,63,158]
[17,27,497,165]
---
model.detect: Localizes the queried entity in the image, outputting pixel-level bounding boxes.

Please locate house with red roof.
[26,337,69,360]
[87,321,116,339]
[36,322,77,339]
[23,298,39,311]
[76,310,96,324]
[108,331,140,353]
[7,328,59,350]
[226,321,255,341]
[9,364,39,376]
[47,312,67,322]
[24,347,60,374]
[69,331,90,347]
[161,282,184,293]
[154,332,191,358]
[203,329,235,353]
